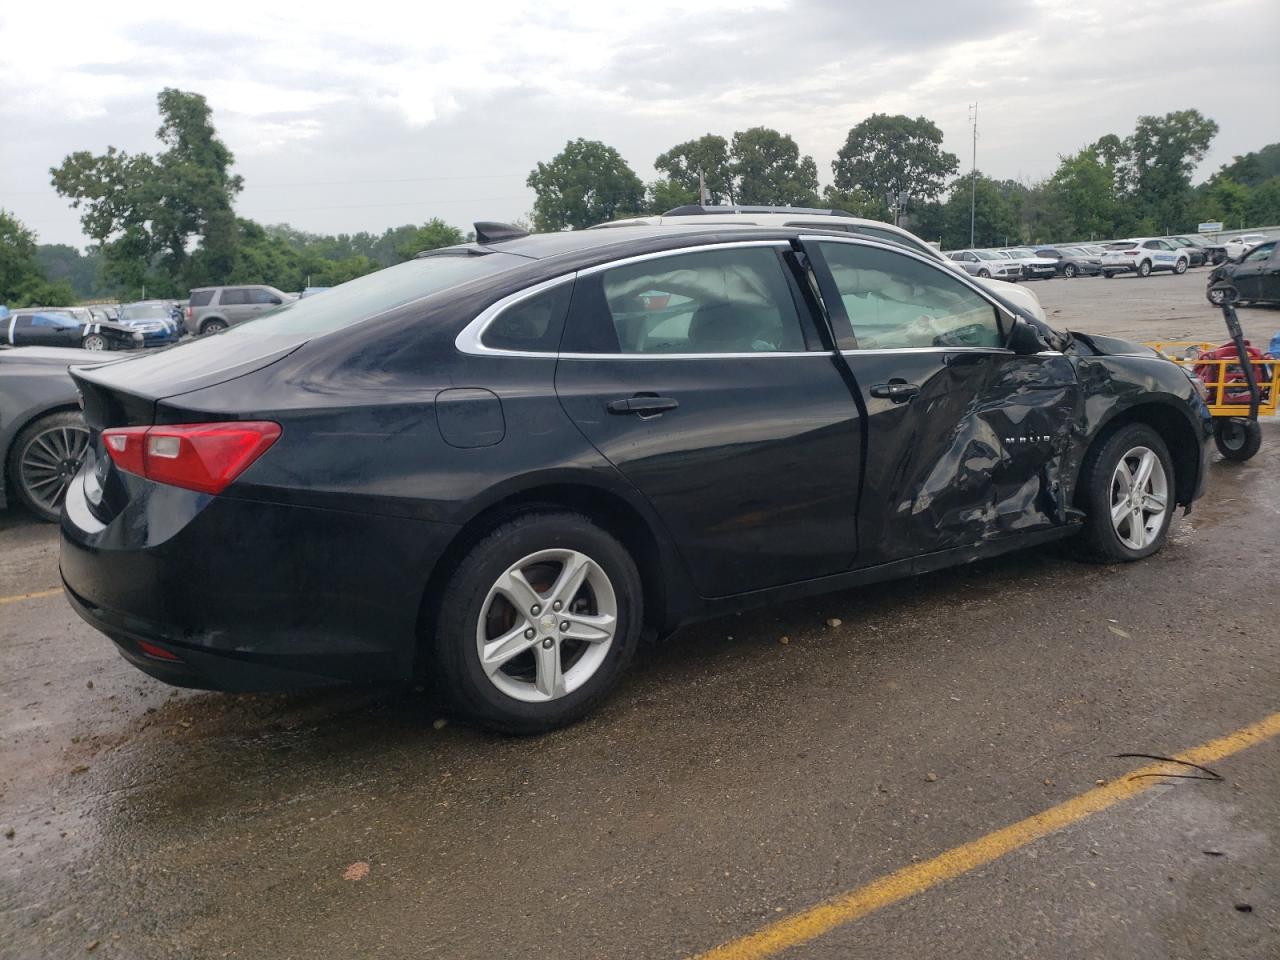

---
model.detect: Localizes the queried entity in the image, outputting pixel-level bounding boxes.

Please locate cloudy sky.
[2,0,1276,248]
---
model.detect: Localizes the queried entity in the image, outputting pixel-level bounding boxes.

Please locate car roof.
[441,224,811,262]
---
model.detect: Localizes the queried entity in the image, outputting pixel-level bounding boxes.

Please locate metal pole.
[969,103,978,247]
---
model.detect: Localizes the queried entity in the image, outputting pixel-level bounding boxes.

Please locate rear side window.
[566,246,808,355]
[220,288,250,306]
[818,241,1003,350]
[482,282,572,353]
[189,290,214,307]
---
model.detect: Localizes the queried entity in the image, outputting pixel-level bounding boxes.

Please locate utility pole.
[698,169,711,205]
[969,102,978,247]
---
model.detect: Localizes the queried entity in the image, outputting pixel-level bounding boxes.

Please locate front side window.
[574,246,808,354]
[818,241,1003,350]
[1244,242,1276,262]
[250,288,281,305]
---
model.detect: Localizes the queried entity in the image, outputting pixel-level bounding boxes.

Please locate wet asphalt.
[1,271,1278,959]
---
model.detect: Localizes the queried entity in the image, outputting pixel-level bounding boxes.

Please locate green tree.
[647,178,698,214]
[729,127,819,206]
[831,114,958,218]
[1245,176,1280,226]
[940,174,1018,249]
[1216,143,1280,189]
[821,185,890,220]
[653,134,734,204]
[1195,176,1251,229]
[1041,148,1120,240]
[393,218,464,261]
[0,211,76,306]
[35,244,106,300]
[50,88,243,295]
[526,139,645,230]
[1124,109,1218,231]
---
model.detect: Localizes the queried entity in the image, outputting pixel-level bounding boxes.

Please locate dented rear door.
[805,237,1081,567]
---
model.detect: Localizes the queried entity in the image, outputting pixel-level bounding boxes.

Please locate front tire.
[1063,263,1077,278]
[1077,423,1176,562]
[81,334,107,351]
[1137,260,1152,278]
[432,511,643,733]
[7,411,90,522]
[1214,418,1262,461]
[977,268,991,279]
[1174,258,1188,275]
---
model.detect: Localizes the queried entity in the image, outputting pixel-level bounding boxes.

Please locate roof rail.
[662,204,858,218]
[474,221,530,244]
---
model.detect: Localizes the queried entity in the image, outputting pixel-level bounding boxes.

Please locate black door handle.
[869,381,920,403]
[607,395,679,416]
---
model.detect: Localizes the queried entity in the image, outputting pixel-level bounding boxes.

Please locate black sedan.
[1,347,101,521]
[1035,246,1102,277]
[60,224,1212,732]
[4,310,143,351]
[1206,236,1280,305]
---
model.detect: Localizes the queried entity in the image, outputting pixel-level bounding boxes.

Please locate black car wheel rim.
[20,425,90,514]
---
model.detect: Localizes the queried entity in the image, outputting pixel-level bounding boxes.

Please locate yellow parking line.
[0,587,63,605]
[692,711,1280,960]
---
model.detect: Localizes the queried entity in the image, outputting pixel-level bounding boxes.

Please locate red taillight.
[1123,250,1139,255]
[137,640,180,661]
[102,421,281,494]
[185,306,192,320]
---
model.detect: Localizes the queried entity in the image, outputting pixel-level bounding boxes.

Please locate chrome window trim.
[455,239,806,359]
[840,347,1063,358]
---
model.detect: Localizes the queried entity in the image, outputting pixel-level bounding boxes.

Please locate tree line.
[3,89,1279,308]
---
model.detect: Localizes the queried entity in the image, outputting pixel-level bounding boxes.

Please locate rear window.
[120,303,172,320]
[222,251,527,340]
[189,290,214,307]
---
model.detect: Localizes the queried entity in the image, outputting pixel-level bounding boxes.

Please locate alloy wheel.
[19,424,90,515]
[82,335,106,351]
[476,548,617,703]
[1109,445,1168,551]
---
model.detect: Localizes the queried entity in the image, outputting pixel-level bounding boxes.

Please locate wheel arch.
[414,477,688,669]
[1077,400,1204,508]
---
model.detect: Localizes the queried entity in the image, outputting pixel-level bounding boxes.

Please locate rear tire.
[6,410,90,523]
[1103,271,1114,279]
[431,511,643,734]
[1076,423,1176,563]
[1214,418,1262,461]
[201,319,228,334]
[1137,260,1152,278]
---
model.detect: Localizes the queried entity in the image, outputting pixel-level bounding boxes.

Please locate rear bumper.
[60,469,459,691]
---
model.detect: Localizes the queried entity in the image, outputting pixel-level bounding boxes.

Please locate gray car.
[185,284,290,335]
[0,346,111,521]
[945,249,1023,281]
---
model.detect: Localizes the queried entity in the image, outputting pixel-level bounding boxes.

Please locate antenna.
[968,102,978,247]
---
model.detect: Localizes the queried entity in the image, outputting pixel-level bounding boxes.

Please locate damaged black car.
[60,224,1212,732]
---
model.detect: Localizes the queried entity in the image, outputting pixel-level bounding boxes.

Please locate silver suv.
[186,285,290,335]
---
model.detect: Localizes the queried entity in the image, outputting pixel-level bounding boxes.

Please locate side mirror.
[1007,317,1051,355]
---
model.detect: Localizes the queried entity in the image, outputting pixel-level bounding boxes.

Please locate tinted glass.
[850,225,937,258]
[189,290,215,306]
[818,241,1003,350]
[250,289,281,305]
[120,303,172,320]
[1243,242,1275,262]
[222,251,525,340]
[220,288,250,306]
[33,313,79,328]
[482,282,572,352]
[593,247,806,354]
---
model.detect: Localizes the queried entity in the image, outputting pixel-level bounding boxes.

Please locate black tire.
[6,410,90,523]
[81,334,107,351]
[1063,263,1077,278]
[977,268,991,279]
[1076,423,1176,563]
[1103,271,1114,279]
[201,319,228,334]
[1174,258,1188,275]
[1137,260,1152,278]
[431,511,643,733]
[1214,418,1262,461]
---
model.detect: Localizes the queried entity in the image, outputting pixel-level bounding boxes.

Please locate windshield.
[120,304,172,320]
[975,250,1001,260]
[1007,248,1036,257]
[224,250,528,339]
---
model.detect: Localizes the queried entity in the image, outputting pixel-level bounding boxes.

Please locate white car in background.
[997,248,1058,280]
[946,249,1024,282]
[1100,238,1189,278]
[1222,234,1269,260]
